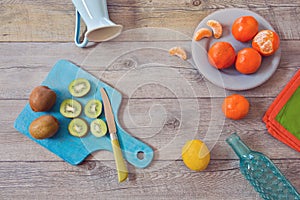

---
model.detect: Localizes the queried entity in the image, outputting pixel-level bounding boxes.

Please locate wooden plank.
[1,1,299,198]
[3,97,300,163]
[1,41,299,70]
[0,61,297,99]
[0,41,299,100]
[0,159,299,199]
[0,0,299,41]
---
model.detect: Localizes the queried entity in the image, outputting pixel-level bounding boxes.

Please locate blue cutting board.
[14,60,154,168]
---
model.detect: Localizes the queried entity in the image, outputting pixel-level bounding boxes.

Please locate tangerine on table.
[232,16,259,42]
[208,41,236,69]
[252,30,280,56]
[169,47,187,60]
[235,47,262,74]
[222,94,250,120]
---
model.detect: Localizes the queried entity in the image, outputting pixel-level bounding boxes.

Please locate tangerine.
[235,47,262,74]
[222,94,250,120]
[194,28,212,41]
[208,41,236,69]
[232,16,259,42]
[252,30,280,56]
[169,47,187,60]
[206,20,223,39]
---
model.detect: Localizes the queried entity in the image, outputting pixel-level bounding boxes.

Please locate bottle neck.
[226,133,251,159]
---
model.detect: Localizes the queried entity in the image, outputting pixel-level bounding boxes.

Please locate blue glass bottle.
[226,133,300,200]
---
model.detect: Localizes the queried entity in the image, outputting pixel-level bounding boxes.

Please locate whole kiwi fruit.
[29,86,56,112]
[29,115,59,139]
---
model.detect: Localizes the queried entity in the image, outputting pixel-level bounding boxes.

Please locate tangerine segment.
[252,30,280,56]
[206,20,223,39]
[222,94,250,120]
[235,48,262,74]
[208,41,236,69]
[194,28,212,41]
[169,47,187,60]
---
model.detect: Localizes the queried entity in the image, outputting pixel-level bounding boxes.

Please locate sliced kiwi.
[68,118,88,137]
[90,119,107,137]
[84,99,102,118]
[60,99,82,118]
[68,78,91,97]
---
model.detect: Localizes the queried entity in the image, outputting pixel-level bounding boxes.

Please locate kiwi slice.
[69,78,91,97]
[90,119,107,137]
[60,99,82,118]
[84,99,102,118]
[68,118,88,137]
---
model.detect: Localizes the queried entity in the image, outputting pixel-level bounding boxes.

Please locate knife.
[100,88,128,182]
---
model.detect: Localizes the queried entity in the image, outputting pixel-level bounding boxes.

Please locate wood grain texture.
[3,98,300,163]
[1,0,300,199]
[0,159,299,199]
[0,41,299,100]
[1,41,299,70]
[0,0,300,41]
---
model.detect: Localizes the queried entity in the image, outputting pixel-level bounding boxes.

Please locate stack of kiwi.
[60,78,107,138]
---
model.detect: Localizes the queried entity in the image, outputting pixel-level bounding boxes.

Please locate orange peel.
[206,20,223,39]
[169,47,187,60]
[194,28,212,41]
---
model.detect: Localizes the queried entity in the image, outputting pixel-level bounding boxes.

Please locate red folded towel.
[263,69,300,152]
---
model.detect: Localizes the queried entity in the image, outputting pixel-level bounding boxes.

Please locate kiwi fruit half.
[90,119,107,137]
[68,118,88,137]
[84,99,102,118]
[68,78,91,97]
[60,99,82,118]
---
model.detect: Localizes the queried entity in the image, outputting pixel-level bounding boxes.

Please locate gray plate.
[191,8,281,91]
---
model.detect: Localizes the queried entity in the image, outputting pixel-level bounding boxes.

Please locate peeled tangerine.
[182,139,210,171]
[252,30,280,56]
[194,28,212,41]
[206,20,223,39]
[169,47,187,60]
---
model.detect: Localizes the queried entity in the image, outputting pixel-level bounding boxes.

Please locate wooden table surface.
[1,0,300,199]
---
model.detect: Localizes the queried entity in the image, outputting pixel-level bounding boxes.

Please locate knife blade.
[100,88,128,182]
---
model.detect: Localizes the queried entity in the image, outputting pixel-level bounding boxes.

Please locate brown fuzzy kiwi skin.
[29,86,57,112]
[29,115,59,139]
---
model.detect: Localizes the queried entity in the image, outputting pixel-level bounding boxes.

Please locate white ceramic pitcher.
[72,0,123,47]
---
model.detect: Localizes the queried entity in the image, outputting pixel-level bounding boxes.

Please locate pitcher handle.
[74,10,89,48]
